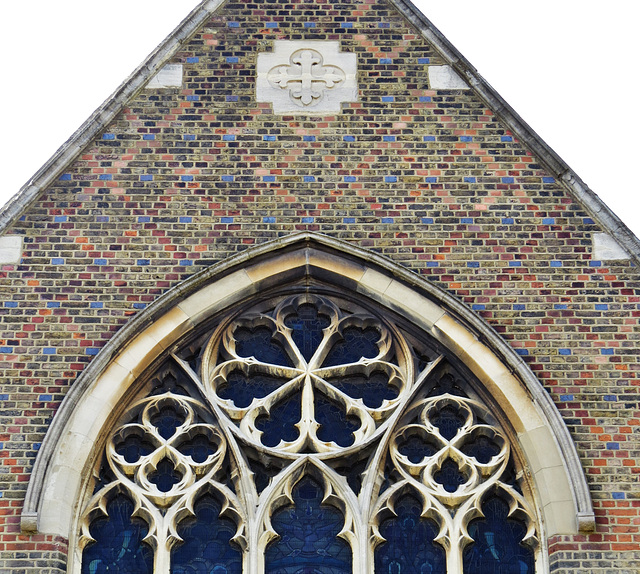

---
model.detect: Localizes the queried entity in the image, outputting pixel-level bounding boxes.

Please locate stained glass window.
[79,294,539,574]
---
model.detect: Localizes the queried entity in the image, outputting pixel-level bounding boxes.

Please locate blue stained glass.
[266,477,352,574]
[151,405,184,439]
[179,434,217,463]
[322,327,380,367]
[334,457,367,495]
[218,370,288,408]
[82,495,153,574]
[433,459,467,493]
[172,494,242,574]
[463,495,535,574]
[234,326,292,366]
[315,393,359,447]
[462,435,501,464]
[149,458,181,492]
[115,433,154,463]
[397,435,438,464]
[327,371,397,408]
[256,393,301,447]
[285,304,330,362]
[430,405,465,440]
[375,495,445,574]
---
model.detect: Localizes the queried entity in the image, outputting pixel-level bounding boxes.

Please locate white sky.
[1,1,638,238]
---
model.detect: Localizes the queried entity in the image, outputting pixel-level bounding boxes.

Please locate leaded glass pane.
[265,477,352,574]
[322,326,380,367]
[256,392,302,447]
[285,304,330,362]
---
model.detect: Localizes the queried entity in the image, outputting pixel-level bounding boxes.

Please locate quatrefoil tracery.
[202,295,410,454]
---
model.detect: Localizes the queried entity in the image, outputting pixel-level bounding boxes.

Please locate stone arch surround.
[21,232,595,541]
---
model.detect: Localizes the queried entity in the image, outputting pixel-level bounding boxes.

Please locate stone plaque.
[257,41,357,114]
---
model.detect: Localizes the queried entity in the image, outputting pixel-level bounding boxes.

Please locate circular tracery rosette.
[201,294,411,455]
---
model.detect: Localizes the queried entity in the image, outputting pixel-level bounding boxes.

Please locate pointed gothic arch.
[21,232,595,572]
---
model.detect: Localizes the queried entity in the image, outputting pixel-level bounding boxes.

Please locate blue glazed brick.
[590,261,602,267]
[226,57,239,63]
[263,176,276,182]
[543,177,556,183]
[227,21,240,27]
[344,176,356,182]
[263,135,276,141]
[465,177,477,183]
[0,348,13,354]
[140,175,153,181]
[266,22,278,28]
[181,175,194,182]
[179,260,193,266]
[59,173,72,181]
[381,218,394,224]
[472,304,485,311]
[46,302,60,308]
[86,348,100,356]
[222,175,235,182]
[137,259,150,266]
[421,218,434,224]
[515,349,529,356]
[378,22,390,28]
[39,394,53,401]
[385,176,397,183]
[263,217,276,224]
[419,96,431,102]
[186,56,200,62]
[94,259,107,265]
[501,136,513,142]
[0,394,9,400]
[601,348,614,355]
[301,217,314,224]
[508,261,522,267]
[221,217,234,223]
[179,217,192,223]
[343,136,355,142]
[33,443,41,451]
[513,304,526,311]
[303,135,316,142]
[417,58,430,64]
[606,442,620,450]
[560,395,574,401]
[459,136,473,142]
[52,258,65,265]
[138,216,150,223]
[460,218,473,224]
[304,176,316,182]
[341,22,353,28]
[554,304,568,310]
[595,304,609,310]
[426,261,438,267]
[380,59,392,65]
[186,95,199,101]
[612,492,626,500]
[99,174,112,180]
[502,218,514,224]
[383,136,396,142]
[89,302,103,309]
[96,216,109,222]
[223,134,236,141]
[133,303,147,310]
[467,262,480,268]
[343,217,356,224]
[381,96,394,102]
[102,133,115,140]
[183,134,196,141]
[542,218,555,225]
[559,349,572,356]
[304,22,316,28]
[55,215,68,222]
[4,301,18,308]
[501,177,514,184]
[550,261,562,268]
[604,395,617,401]
[43,348,56,355]
[423,136,435,141]
[583,218,595,225]
[142,134,155,140]
[226,95,238,102]
[425,177,438,183]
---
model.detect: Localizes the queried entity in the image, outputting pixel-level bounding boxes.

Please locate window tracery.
[78,293,540,574]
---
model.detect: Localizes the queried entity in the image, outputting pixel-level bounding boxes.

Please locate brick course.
[0,1,638,572]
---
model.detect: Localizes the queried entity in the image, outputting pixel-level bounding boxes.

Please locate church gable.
[1,2,638,573]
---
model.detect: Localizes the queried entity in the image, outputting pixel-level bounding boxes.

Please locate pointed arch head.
[21,232,595,540]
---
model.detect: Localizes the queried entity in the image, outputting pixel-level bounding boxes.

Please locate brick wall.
[1,1,638,572]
